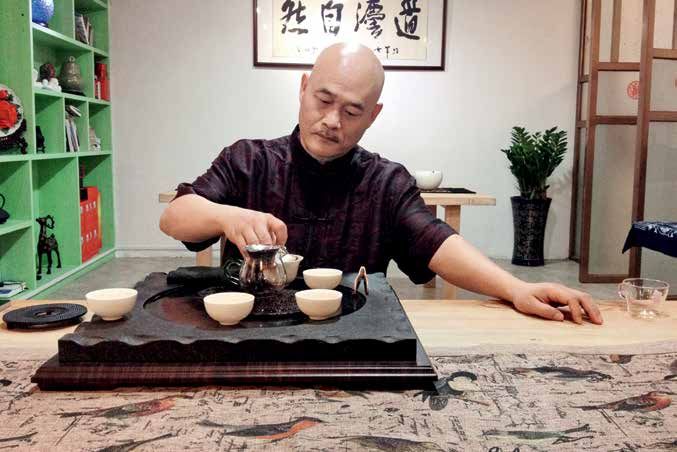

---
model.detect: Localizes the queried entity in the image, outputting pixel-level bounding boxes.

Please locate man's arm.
[159,194,287,254]
[429,235,603,325]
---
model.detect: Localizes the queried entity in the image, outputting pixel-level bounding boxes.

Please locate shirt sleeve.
[389,168,457,284]
[172,142,247,252]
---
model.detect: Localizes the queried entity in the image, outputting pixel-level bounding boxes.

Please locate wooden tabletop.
[2,298,676,357]
[159,191,497,207]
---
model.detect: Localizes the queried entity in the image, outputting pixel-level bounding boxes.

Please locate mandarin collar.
[289,125,358,175]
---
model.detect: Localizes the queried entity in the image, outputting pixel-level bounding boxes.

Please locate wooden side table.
[420,193,497,297]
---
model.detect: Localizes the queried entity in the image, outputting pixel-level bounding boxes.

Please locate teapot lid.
[245,244,283,256]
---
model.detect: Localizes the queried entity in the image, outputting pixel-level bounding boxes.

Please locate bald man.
[160,43,603,325]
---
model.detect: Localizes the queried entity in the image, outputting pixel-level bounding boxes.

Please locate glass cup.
[618,278,670,319]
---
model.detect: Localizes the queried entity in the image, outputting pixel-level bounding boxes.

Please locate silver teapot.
[225,244,288,294]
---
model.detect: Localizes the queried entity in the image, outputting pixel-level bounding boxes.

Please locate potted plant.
[501,126,567,266]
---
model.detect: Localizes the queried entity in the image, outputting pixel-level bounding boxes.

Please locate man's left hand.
[509,282,603,325]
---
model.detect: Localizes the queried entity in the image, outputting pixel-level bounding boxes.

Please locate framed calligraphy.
[253,0,447,70]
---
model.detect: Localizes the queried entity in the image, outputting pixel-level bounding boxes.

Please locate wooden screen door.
[571,0,677,293]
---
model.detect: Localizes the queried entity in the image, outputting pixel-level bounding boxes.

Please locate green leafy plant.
[500,126,567,200]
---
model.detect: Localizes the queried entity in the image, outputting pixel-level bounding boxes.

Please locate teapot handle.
[223,258,244,287]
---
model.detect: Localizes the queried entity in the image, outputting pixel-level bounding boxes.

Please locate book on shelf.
[0,282,27,300]
[75,14,94,46]
[65,117,79,152]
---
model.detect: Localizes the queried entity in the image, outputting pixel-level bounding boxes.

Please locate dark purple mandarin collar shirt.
[175,126,456,284]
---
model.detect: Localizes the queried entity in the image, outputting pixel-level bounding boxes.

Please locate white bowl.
[85,288,137,321]
[282,254,304,283]
[295,289,342,320]
[303,268,343,289]
[413,170,443,189]
[203,292,255,326]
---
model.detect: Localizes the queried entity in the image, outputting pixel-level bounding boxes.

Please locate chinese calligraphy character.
[280,0,308,35]
[321,1,344,35]
[355,0,385,38]
[394,0,421,40]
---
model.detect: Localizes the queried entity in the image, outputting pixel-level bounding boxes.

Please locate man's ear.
[369,103,383,125]
[299,73,309,103]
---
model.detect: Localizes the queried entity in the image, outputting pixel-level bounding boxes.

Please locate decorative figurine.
[31,0,55,27]
[39,63,56,81]
[0,194,9,225]
[32,68,42,89]
[89,127,101,151]
[36,126,46,153]
[0,84,28,154]
[36,215,62,280]
[58,56,84,95]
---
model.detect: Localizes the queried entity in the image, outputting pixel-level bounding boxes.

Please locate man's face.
[298,70,382,162]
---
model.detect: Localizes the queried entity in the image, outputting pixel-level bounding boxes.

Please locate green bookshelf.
[0,0,115,302]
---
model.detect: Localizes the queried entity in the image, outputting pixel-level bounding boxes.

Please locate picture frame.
[253,0,447,70]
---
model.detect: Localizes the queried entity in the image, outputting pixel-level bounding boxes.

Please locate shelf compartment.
[34,93,66,154]
[65,98,89,152]
[0,161,32,221]
[79,153,114,252]
[89,103,111,150]
[33,31,95,98]
[31,22,108,56]
[0,227,36,295]
[31,158,82,280]
[37,0,75,40]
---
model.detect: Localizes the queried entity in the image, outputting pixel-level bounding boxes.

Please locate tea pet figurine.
[36,215,62,280]
[36,126,46,153]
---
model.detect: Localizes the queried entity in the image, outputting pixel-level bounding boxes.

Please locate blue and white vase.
[32,0,55,27]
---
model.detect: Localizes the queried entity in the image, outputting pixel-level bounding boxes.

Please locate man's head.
[298,42,384,162]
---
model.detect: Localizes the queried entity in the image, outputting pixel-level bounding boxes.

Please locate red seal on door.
[627,80,640,100]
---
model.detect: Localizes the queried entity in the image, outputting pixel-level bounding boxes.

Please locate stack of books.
[65,105,81,152]
[0,282,27,300]
[75,14,94,46]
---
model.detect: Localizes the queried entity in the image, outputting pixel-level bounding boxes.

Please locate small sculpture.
[58,57,84,95]
[89,127,101,151]
[39,63,56,81]
[32,0,55,27]
[36,215,62,280]
[41,78,61,92]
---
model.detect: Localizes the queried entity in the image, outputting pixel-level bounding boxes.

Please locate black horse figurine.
[36,215,62,280]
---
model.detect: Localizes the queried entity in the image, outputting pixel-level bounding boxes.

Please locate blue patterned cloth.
[622,221,677,258]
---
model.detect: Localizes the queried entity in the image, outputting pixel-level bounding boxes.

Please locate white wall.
[110,0,580,259]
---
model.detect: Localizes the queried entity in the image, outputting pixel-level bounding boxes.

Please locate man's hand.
[220,205,288,254]
[508,282,603,325]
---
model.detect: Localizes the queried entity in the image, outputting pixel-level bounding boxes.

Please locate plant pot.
[510,196,551,266]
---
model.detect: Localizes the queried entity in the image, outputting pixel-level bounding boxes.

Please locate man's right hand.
[220,205,288,255]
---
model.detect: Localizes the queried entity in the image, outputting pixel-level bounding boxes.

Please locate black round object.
[3,303,87,330]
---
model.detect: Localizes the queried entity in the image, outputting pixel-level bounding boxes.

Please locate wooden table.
[3,298,675,357]
[159,191,496,296]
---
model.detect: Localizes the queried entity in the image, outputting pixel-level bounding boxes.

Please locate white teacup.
[282,254,304,283]
[413,170,443,189]
[85,288,137,321]
[203,292,255,326]
[295,289,342,320]
[303,268,342,289]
